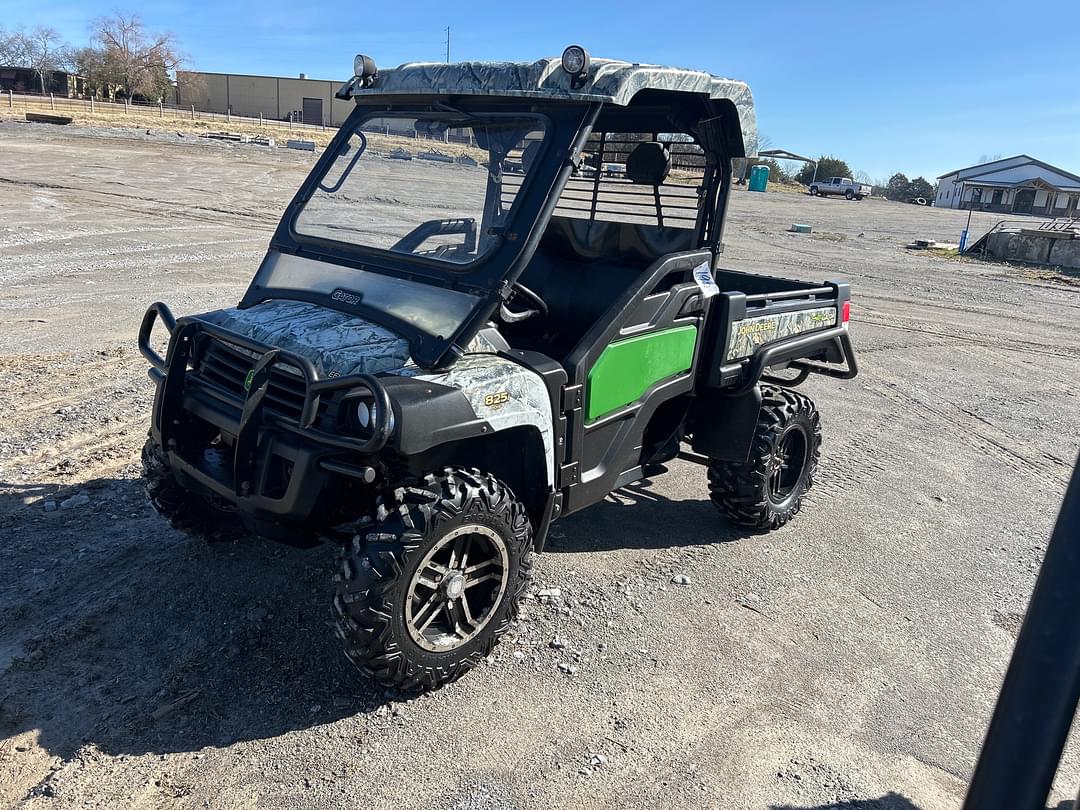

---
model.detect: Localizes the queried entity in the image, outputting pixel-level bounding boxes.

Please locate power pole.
[445,27,451,63]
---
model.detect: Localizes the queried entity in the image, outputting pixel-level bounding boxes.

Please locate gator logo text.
[331,289,361,306]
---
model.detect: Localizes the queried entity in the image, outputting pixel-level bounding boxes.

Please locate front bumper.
[140,302,390,523]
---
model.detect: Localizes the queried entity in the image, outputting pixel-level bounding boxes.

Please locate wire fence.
[4,91,486,146]
[2,90,336,134]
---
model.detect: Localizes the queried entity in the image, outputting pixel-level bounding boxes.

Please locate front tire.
[141,436,242,541]
[809,186,819,196]
[707,387,821,531]
[333,467,533,691]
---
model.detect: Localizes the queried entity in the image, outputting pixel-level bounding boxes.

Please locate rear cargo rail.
[702,276,857,393]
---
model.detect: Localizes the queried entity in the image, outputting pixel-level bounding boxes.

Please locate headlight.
[355,400,371,429]
[345,395,395,435]
[561,45,590,77]
[353,54,378,79]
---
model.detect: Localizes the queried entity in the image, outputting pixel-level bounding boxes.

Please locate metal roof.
[959,177,1080,192]
[938,154,1080,185]
[342,57,756,151]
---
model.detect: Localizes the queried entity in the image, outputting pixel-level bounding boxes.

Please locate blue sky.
[8,0,1080,181]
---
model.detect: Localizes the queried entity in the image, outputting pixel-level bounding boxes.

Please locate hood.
[202,300,412,378]
[200,299,506,378]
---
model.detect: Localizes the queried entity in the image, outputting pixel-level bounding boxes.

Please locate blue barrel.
[748,163,770,192]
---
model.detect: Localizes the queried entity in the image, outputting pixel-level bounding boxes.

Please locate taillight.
[841,300,851,325]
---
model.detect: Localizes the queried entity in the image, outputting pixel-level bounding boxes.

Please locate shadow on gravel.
[769,793,921,809]
[0,477,388,760]
[545,477,744,553]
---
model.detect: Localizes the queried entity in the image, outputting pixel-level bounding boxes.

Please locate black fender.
[379,376,554,546]
[689,385,763,463]
[378,376,493,455]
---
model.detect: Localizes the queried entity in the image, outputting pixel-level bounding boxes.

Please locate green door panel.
[586,325,698,422]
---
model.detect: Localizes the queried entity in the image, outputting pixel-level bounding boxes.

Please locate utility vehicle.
[139,47,857,690]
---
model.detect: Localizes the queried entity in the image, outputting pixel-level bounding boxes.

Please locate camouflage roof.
[343,57,755,149]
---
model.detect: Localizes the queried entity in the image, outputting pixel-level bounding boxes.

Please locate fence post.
[159,101,163,118]
[50,93,55,110]
[90,96,95,113]
[227,107,231,124]
[259,111,263,127]
[125,99,130,114]
[7,90,11,109]
[191,104,195,121]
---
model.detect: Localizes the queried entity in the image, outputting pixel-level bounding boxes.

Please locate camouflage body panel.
[347,58,756,157]
[202,301,412,378]
[201,300,501,378]
[398,357,556,486]
[198,301,556,484]
[725,306,838,361]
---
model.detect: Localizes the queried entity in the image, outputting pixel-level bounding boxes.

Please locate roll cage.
[243,91,743,370]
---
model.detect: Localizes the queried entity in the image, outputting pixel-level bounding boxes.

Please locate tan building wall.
[221,74,278,119]
[177,71,353,126]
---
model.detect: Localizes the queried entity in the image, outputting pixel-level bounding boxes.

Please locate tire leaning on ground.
[333,467,533,691]
[141,435,243,540]
[707,386,822,531]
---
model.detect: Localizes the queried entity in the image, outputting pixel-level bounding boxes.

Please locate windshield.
[294,113,546,266]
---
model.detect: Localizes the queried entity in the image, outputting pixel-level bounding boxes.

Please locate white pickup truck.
[809,177,872,200]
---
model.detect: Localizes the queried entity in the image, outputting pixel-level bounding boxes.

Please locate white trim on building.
[935,155,1080,216]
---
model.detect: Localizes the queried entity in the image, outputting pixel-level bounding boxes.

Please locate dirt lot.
[1,121,1078,810]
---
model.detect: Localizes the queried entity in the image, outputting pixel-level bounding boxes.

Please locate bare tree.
[92,13,183,101]
[0,27,30,67]
[27,27,68,93]
[67,46,103,97]
[0,26,69,93]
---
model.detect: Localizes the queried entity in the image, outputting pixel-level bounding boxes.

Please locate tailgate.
[726,303,839,362]
[701,277,856,391]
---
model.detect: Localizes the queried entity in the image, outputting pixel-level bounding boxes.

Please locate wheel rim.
[768,425,809,504]
[404,524,510,652]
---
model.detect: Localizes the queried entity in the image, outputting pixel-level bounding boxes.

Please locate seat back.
[512,217,695,357]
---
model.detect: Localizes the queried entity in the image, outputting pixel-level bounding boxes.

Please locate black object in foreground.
[963,453,1080,809]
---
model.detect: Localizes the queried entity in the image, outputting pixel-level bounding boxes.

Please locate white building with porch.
[935,155,1080,217]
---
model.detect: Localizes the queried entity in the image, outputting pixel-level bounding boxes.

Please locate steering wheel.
[499,281,549,324]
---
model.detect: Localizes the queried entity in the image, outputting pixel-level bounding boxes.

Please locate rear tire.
[141,436,243,541]
[333,467,533,691]
[707,387,821,531]
[845,189,855,200]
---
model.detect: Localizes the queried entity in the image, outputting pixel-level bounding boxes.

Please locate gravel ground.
[1,121,1078,810]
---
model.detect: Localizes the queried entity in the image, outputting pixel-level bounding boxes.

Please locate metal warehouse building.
[935,155,1080,217]
[176,71,354,127]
